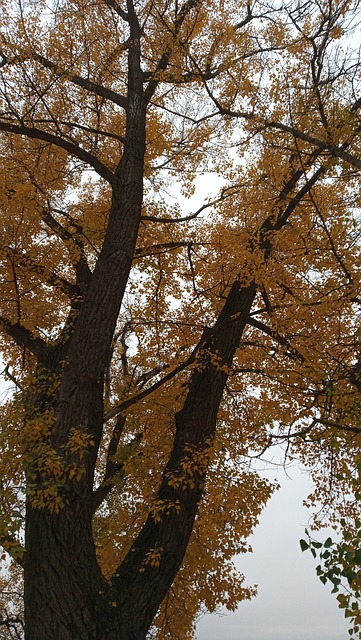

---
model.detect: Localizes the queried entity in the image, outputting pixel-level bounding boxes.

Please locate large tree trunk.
[24,17,148,636]
[25,505,109,639]
[24,184,146,638]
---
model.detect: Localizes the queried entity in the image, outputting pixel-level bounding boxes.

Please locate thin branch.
[263,119,361,171]
[143,0,199,103]
[2,364,24,391]
[270,417,361,441]
[41,207,92,288]
[275,164,326,229]
[134,240,209,259]
[103,341,202,422]
[185,70,361,171]
[4,246,80,299]
[92,413,127,512]
[309,192,354,283]
[141,186,239,223]
[349,362,361,393]
[315,417,361,434]
[51,207,100,258]
[269,423,315,441]
[0,615,24,630]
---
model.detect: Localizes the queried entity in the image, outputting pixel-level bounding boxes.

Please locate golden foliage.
[0,0,360,636]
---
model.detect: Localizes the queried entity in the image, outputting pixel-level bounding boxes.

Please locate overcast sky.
[196,462,349,640]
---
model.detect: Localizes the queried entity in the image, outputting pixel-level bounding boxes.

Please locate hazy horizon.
[196,462,348,640]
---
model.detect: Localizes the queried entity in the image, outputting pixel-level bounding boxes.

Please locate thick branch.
[32,53,128,110]
[247,317,305,363]
[0,316,48,362]
[111,278,257,637]
[264,120,361,171]
[5,247,80,300]
[0,122,116,185]
[108,135,335,633]
[102,0,129,20]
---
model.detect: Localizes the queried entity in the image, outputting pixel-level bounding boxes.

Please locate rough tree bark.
[23,5,148,637]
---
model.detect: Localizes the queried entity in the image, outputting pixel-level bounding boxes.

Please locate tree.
[0,0,360,637]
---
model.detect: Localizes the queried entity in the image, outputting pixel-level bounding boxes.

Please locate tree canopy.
[0,0,360,637]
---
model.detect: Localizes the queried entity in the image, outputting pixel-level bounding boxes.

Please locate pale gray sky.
[196,463,349,640]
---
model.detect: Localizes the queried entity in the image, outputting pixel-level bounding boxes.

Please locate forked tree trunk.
[22,7,266,636]
[24,279,257,640]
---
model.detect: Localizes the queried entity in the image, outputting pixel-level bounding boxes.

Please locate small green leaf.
[312,541,323,549]
[354,549,361,562]
[347,570,357,585]
[300,539,309,552]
